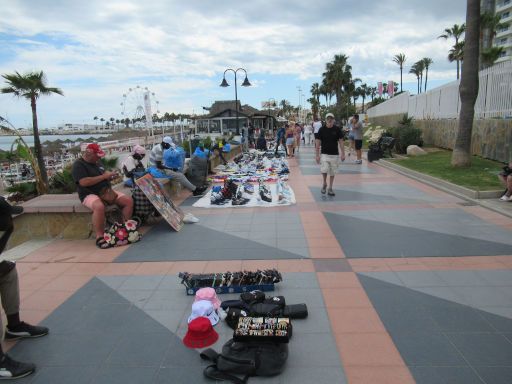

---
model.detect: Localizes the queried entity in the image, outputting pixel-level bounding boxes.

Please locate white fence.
[367,60,512,120]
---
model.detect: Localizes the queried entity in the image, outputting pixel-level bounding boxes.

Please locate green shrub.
[6,182,37,201]
[49,166,76,194]
[386,126,423,154]
[99,156,118,170]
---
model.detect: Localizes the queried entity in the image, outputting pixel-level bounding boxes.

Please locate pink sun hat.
[194,287,221,310]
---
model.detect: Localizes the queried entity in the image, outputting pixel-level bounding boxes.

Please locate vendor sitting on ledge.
[499,161,512,202]
[72,143,134,248]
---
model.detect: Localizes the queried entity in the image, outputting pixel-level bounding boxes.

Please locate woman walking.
[294,122,302,153]
[286,122,296,158]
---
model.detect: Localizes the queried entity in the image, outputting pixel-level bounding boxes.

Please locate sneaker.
[321,184,327,194]
[0,355,35,380]
[327,189,335,196]
[183,213,200,224]
[355,159,362,164]
[5,322,49,340]
[500,195,511,201]
[192,187,207,197]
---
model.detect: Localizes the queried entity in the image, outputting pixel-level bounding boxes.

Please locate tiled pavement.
[3,145,512,383]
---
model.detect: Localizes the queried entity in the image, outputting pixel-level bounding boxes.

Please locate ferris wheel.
[120,86,160,125]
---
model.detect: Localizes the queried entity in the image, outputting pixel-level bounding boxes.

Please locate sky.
[0,0,467,129]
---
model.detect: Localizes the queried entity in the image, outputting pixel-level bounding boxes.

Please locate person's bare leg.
[322,173,327,186]
[356,149,362,161]
[116,194,134,221]
[91,200,106,238]
[329,175,335,190]
[507,175,512,196]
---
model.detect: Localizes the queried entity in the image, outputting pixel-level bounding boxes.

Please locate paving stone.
[474,367,512,384]
[446,332,512,366]
[409,366,485,384]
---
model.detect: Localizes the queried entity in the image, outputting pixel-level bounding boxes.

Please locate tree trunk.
[31,96,48,193]
[456,59,460,80]
[425,70,428,92]
[400,67,403,92]
[452,0,480,167]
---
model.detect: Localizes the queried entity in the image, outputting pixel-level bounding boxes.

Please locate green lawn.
[394,150,505,191]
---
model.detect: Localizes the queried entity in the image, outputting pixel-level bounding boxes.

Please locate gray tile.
[144,290,191,310]
[474,367,512,384]
[325,212,512,258]
[451,286,512,308]
[92,366,158,384]
[409,366,484,384]
[390,331,466,366]
[446,332,512,366]
[28,366,98,384]
[479,308,512,332]
[119,275,165,290]
[358,271,403,285]
[476,270,512,286]
[107,332,171,366]
[292,306,331,334]
[395,271,446,287]
[427,305,494,332]
[277,238,308,248]
[154,367,209,384]
[413,286,471,306]
[434,270,489,286]
[287,333,342,367]
[375,306,439,333]
[280,288,324,308]
[144,309,187,333]
[279,366,347,384]
[313,259,352,272]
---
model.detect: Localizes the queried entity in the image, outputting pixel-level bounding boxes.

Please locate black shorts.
[355,140,363,150]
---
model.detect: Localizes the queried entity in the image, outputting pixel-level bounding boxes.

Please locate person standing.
[312,115,323,148]
[286,123,296,158]
[304,123,313,146]
[294,122,302,153]
[350,114,364,164]
[315,113,345,196]
[275,125,287,156]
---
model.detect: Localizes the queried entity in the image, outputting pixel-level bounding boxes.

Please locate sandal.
[321,184,327,194]
[96,237,112,249]
[327,189,335,196]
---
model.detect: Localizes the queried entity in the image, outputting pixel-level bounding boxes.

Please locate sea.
[0,134,110,151]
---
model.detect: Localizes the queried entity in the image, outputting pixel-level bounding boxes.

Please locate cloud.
[0,0,467,127]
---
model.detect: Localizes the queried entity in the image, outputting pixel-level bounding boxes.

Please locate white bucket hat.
[188,300,220,326]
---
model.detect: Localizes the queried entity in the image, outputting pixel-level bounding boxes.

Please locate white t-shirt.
[312,121,322,134]
[121,156,140,181]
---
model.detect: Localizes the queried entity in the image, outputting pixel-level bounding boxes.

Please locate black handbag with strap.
[200,339,288,384]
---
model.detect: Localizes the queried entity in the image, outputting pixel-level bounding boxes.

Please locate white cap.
[188,300,220,326]
[163,136,173,145]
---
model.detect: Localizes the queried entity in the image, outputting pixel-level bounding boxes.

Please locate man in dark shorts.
[72,143,133,248]
[350,114,364,164]
[315,113,345,196]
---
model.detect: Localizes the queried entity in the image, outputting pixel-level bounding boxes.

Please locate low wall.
[369,115,512,163]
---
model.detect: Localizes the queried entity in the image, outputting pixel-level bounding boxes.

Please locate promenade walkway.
[3,145,512,384]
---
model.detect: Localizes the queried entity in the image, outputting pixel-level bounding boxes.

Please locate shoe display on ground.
[4,322,49,340]
[0,355,35,380]
[243,183,254,194]
[259,179,272,202]
[210,191,227,205]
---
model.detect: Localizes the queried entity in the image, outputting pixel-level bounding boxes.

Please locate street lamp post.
[267,98,276,133]
[220,68,251,136]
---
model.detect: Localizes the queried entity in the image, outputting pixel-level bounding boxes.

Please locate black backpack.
[200,339,288,383]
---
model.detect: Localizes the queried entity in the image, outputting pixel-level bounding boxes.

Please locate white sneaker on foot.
[499,195,511,201]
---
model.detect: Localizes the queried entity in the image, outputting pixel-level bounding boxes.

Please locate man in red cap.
[72,143,133,248]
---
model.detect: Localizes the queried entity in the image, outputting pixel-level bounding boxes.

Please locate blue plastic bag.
[147,166,172,179]
[163,146,185,171]
[193,147,210,159]
[223,143,231,153]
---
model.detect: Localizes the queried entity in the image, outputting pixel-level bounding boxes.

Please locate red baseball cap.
[183,317,219,349]
[86,143,105,157]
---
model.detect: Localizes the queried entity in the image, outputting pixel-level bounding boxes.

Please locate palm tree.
[310,82,321,105]
[93,116,98,127]
[414,60,426,93]
[439,23,466,79]
[392,53,407,92]
[100,117,105,129]
[369,86,377,102]
[448,41,465,69]
[409,65,421,94]
[452,0,480,167]
[422,57,434,92]
[323,54,352,117]
[359,83,370,112]
[1,71,63,192]
[481,46,504,67]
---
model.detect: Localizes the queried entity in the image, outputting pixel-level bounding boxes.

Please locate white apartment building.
[496,0,512,62]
